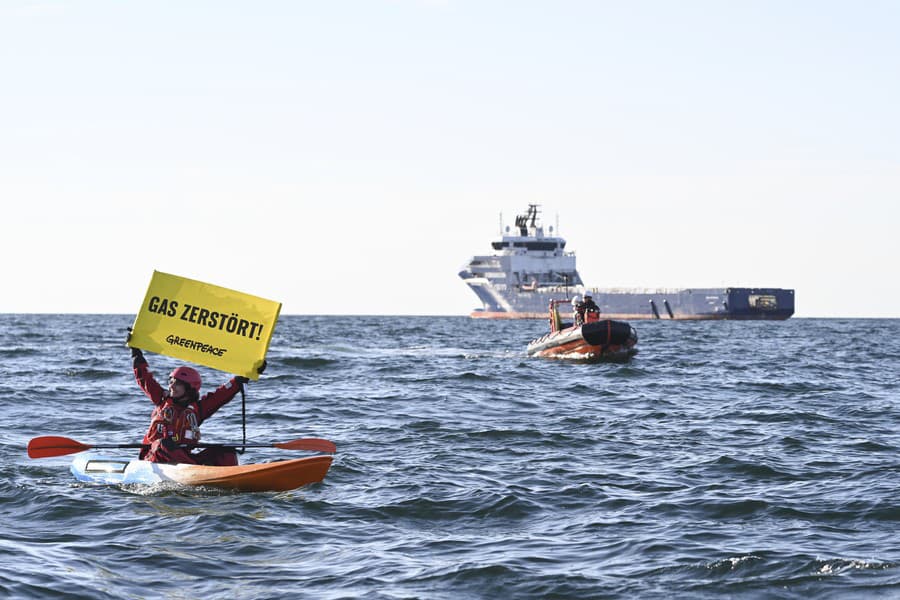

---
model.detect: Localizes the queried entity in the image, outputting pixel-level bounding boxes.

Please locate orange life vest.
[145,397,202,445]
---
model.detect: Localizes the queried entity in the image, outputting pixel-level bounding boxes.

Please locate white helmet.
[583,290,593,298]
[571,295,582,306]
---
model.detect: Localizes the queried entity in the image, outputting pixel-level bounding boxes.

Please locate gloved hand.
[235,360,266,385]
[130,346,145,369]
[126,327,145,361]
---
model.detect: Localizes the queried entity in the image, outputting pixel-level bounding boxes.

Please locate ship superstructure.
[458,205,794,320]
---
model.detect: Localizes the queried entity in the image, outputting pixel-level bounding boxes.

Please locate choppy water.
[2,314,900,599]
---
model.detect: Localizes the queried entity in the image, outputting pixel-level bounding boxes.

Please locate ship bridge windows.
[513,241,559,251]
[493,241,562,251]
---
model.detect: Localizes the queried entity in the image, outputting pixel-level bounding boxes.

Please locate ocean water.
[2,314,900,599]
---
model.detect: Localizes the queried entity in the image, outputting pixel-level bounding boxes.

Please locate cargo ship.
[458,205,794,320]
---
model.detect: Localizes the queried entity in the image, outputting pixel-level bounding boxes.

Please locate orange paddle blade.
[274,438,336,453]
[27,436,91,459]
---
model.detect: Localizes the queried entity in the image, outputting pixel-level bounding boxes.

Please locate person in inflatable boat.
[128,336,265,465]
[581,292,600,320]
[571,294,583,326]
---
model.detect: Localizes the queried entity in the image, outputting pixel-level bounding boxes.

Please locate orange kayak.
[71,453,333,492]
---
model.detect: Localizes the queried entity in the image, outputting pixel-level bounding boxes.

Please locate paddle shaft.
[65,442,283,450]
[27,435,336,458]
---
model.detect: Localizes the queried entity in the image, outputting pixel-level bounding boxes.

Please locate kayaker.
[128,343,264,465]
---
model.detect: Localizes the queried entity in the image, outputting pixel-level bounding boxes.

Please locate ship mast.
[515,204,541,236]
[529,204,539,228]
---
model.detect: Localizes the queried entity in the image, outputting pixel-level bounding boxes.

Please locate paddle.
[27,435,336,459]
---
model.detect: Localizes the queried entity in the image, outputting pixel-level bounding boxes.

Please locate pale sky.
[2,1,897,317]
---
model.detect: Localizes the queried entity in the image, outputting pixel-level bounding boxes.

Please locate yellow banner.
[128,271,281,379]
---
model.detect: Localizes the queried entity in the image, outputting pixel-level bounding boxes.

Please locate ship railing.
[583,287,699,295]
[516,285,579,294]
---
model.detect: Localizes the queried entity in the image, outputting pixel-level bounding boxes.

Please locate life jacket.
[146,397,202,445]
[573,302,585,326]
[585,309,600,323]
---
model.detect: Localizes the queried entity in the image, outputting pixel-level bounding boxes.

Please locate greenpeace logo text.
[165,335,228,357]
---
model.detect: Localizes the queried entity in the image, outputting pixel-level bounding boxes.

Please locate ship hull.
[466,287,794,320]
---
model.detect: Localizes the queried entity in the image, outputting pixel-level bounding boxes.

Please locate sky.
[1,1,897,317]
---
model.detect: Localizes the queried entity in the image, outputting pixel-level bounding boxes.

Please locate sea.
[2,314,900,599]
